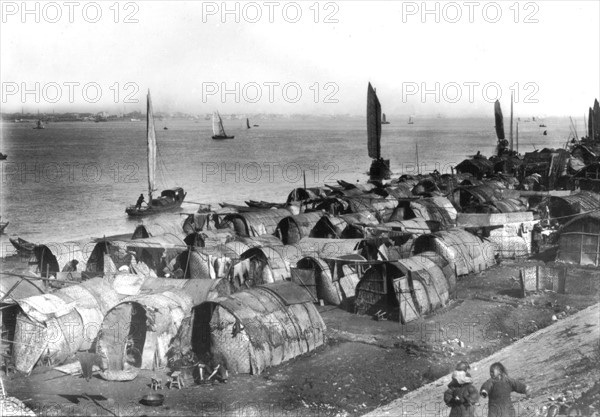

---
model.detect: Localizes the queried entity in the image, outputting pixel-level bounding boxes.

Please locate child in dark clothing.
[480,362,529,417]
[444,361,479,417]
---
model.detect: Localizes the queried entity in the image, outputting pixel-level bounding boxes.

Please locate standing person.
[135,194,145,210]
[480,362,529,417]
[444,361,479,417]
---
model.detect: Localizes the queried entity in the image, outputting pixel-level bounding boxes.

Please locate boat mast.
[517,122,519,154]
[416,143,420,175]
[146,90,157,202]
[509,93,514,152]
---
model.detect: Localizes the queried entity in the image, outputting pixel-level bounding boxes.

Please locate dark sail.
[367,83,382,159]
[594,99,600,140]
[589,107,594,139]
[494,100,505,140]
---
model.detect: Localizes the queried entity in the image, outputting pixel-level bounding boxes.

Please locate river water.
[0,116,571,255]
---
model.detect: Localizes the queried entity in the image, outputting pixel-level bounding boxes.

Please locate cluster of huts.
[3,99,600,379]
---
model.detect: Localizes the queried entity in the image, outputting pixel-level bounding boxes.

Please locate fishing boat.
[9,237,35,254]
[212,112,234,140]
[381,113,390,124]
[246,118,251,129]
[253,124,259,127]
[408,115,414,125]
[367,83,391,181]
[125,90,186,217]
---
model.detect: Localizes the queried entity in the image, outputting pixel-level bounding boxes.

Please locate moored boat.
[9,237,35,254]
[125,90,187,217]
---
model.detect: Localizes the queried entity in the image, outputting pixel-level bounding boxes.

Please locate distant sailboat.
[408,115,414,125]
[246,118,251,129]
[212,112,234,140]
[367,83,391,180]
[381,113,390,124]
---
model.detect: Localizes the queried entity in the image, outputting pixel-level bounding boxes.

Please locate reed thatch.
[409,197,457,228]
[193,282,325,375]
[413,229,497,276]
[221,209,293,237]
[557,212,600,266]
[275,211,326,244]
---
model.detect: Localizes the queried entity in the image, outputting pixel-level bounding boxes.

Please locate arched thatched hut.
[409,197,457,228]
[189,282,325,375]
[13,277,123,374]
[286,187,329,203]
[131,217,187,239]
[29,240,92,277]
[557,212,600,266]
[413,229,497,276]
[275,211,326,244]
[220,209,293,237]
[547,191,600,224]
[230,245,302,289]
[292,257,338,304]
[86,234,188,277]
[311,211,379,238]
[354,252,456,323]
[97,278,231,371]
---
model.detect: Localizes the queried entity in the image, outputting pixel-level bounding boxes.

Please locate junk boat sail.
[246,118,251,129]
[125,90,186,217]
[367,83,391,180]
[408,115,414,125]
[212,112,234,139]
[382,113,390,124]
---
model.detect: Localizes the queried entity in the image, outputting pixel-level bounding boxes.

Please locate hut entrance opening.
[191,303,215,362]
[294,258,325,301]
[101,303,147,371]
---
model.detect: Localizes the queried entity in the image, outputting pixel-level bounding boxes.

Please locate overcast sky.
[2,1,599,116]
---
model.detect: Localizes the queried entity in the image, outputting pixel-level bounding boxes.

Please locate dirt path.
[365,303,600,416]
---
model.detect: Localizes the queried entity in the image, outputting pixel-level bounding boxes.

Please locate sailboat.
[246,118,251,129]
[212,112,234,140]
[381,113,390,124]
[367,83,391,180]
[408,115,414,125]
[125,90,186,217]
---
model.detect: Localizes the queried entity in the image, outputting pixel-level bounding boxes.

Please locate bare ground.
[2,258,599,417]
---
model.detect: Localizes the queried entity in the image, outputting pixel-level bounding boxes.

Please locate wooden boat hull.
[126,201,184,217]
[212,135,235,140]
[369,158,391,180]
[9,237,35,253]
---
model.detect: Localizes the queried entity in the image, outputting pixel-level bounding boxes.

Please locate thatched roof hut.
[97,278,230,371]
[275,211,326,244]
[131,217,187,239]
[311,211,379,238]
[190,282,325,375]
[221,209,293,237]
[547,191,600,224]
[28,240,93,277]
[354,252,456,323]
[409,197,457,228]
[557,212,600,266]
[413,229,497,276]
